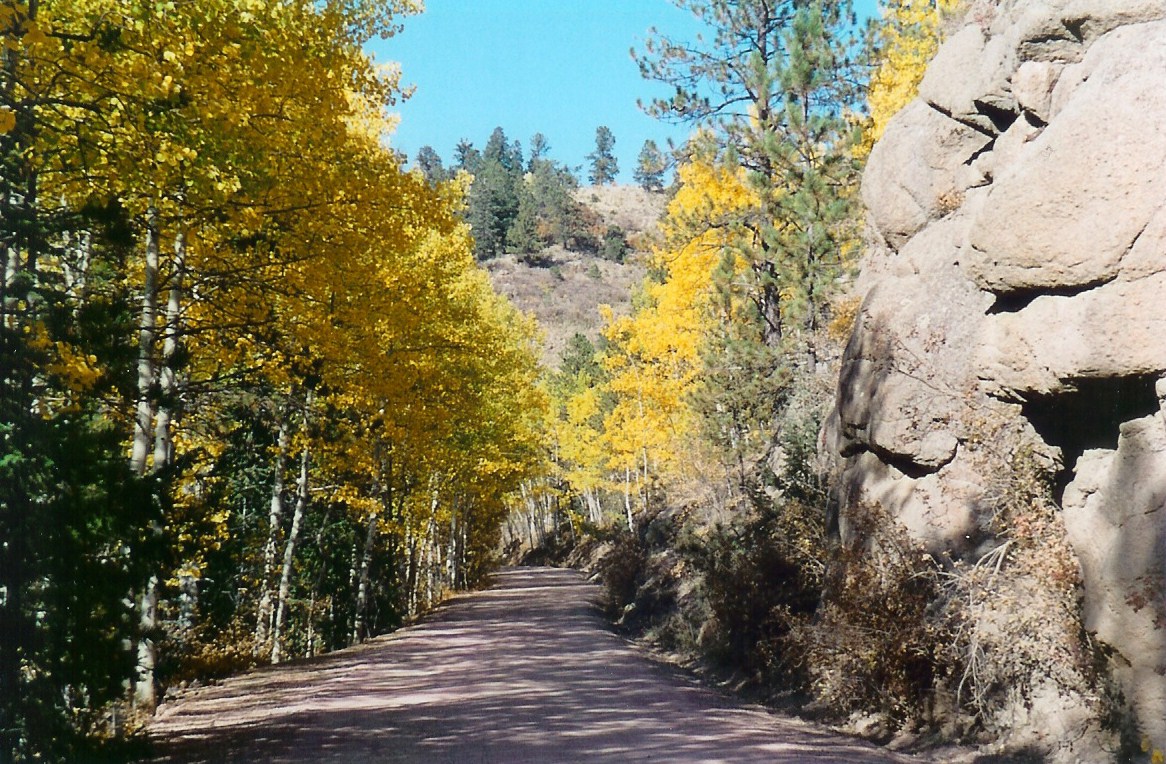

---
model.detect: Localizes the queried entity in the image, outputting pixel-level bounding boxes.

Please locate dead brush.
[934,446,1114,742]
[792,501,951,727]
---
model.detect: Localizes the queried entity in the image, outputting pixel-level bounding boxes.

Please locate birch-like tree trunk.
[129,208,160,475]
[130,208,161,711]
[255,415,290,653]
[624,465,635,533]
[405,527,419,616]
[271,435,310,664]
[152,227,185,472]
[133,577,159,710]
[446,506,458,589]
[351,511,378,643]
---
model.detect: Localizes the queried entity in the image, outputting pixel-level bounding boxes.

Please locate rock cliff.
[829,0,1166,757]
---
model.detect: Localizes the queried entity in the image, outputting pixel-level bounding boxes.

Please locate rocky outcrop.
[829,0,1166,758]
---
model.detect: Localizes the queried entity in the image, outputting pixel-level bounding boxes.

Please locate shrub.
[688,500,823,684]
[600,226,629,262]
[598,528,648,618]
[935,447,1118,750]
[157,618,259,689]
[792,501,949,726]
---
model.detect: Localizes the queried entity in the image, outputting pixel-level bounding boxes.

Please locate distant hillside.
[574,184,667,241]
[485,185,667,368]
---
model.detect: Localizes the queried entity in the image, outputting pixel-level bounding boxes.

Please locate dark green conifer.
[587,126,619,185]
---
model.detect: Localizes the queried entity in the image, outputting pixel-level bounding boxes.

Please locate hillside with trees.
[411,130,668,366]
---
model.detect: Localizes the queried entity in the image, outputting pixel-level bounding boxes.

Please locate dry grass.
[485,248,645,367]
[484,184,664,368]
[575,184,668,237]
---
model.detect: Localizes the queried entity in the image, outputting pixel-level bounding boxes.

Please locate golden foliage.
[9,0,546,679]
[860,0,964,157]
[600,158,757,479]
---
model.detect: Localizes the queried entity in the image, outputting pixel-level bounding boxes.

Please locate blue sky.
[368,1,880,183]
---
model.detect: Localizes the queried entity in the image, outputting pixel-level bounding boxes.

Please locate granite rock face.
[828,1,1166,756]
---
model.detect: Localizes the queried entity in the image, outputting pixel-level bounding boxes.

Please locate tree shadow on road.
[146,568,916,763]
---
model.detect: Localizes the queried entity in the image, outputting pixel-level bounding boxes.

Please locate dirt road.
[147,566,918,763]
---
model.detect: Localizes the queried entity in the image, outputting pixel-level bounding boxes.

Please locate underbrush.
[684,496,824,688]
[792,501,950,732]
[157,619,259,691]
[574,436,1136,760]
[798,448,1128,758]
[582,488,826,706]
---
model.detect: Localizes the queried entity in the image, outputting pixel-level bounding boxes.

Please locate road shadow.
[146,567,917,763]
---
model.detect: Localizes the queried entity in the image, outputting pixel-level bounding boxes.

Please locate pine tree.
[507,179,542,256]
[467,127,522,259]
[414,145,448,186]
[527,132,551,171]
[453,138,481,173]
[635,0,863,473]
[634,139,668,191]
[587,126,619,185]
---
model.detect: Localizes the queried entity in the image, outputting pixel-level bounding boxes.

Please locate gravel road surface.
[147,566,920,763]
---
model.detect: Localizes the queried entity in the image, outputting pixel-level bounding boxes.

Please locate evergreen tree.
[467,127,522,259]
[453,138,481,174]
[634,139,668,192]
[483,127,515,170]
[414,145,448,186]
[559,333,603,382]
[1,45,158,754]
[505,153,599,256]
[587,126,619,185]
[601,226,629,262]
[527,132,551,171]
[636,0,863,470]
[507,179,543,256]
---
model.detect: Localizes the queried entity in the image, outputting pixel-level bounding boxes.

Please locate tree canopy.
[0,2,545,758]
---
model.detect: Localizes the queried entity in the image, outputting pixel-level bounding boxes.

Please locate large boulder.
[830,2,1166,758]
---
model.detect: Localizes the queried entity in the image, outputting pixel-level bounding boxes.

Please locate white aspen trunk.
[255,416,290,653]
[130,208,161,475]
[271,438,310,664]
[61,227,91,299]
[420,527,431,611]
[587,489,602,525]
[446,508,457,589]
[306,591,316,658]
[2,244,16,321]
[131,209,161,712]
[345,540,359,638]
[152,227,186,471]
[152,231,195,635]
[624,466,635,533]
[352,512,378,643]
[459,518,468,588]
[133,576,158,710]
[405,529,419,617]
[424,507,438,609]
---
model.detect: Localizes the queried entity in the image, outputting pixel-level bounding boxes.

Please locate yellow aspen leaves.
[598,157,756,480]
[862,0,964,155]
[7,0,545,682]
